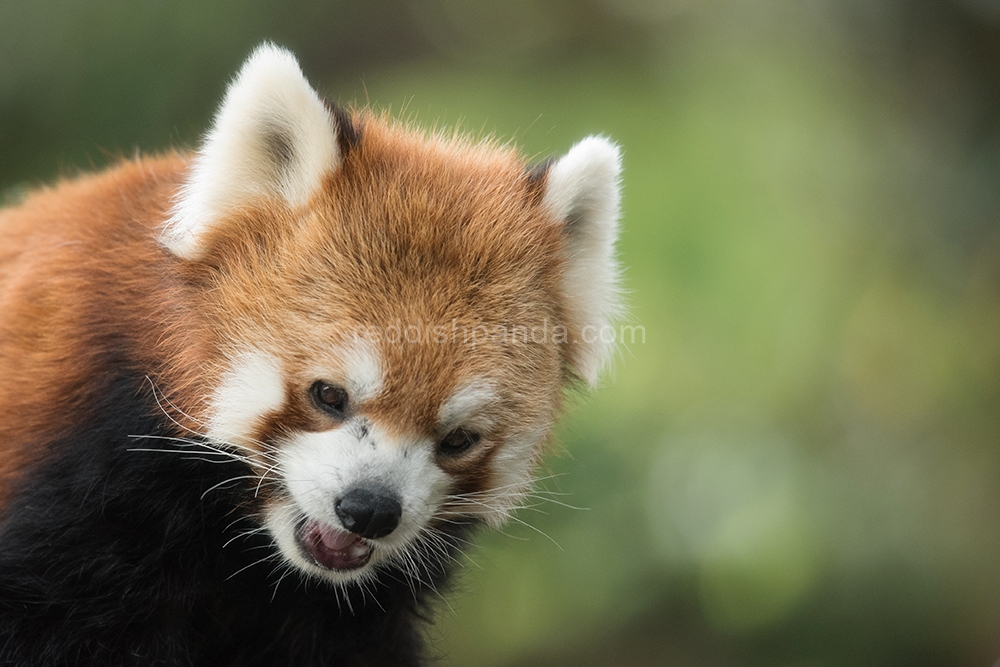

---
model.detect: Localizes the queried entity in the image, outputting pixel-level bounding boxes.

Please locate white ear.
[542,136,623,387]
[162,43,339,260]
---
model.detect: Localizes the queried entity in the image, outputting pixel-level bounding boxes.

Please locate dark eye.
[437,428,481,456]
[311,381,349,418]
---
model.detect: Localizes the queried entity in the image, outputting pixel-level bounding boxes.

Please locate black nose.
[335,487,402,539]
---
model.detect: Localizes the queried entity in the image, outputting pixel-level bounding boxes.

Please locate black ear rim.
[324,100,362,157]
[525,157,552,200]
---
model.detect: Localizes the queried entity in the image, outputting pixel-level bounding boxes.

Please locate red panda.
[0,44,622,666]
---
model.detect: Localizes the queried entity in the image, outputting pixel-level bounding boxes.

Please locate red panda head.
[161,44,622,583]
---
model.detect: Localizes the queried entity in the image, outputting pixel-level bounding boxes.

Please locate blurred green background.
[3,1,1000,664]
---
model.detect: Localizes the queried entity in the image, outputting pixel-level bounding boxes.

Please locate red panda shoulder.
[0,154,210,513]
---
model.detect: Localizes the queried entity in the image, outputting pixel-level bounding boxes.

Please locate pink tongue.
[299,519,371,570]
[316,522,359,551]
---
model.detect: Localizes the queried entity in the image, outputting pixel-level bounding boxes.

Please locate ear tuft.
[163,43,338,260]
[543,136,623,387]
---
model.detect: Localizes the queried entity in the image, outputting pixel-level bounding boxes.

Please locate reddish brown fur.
[0,110,571,516]
[0,156,212,512]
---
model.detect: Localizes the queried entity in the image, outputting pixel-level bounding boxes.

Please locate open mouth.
[296,518,372,571]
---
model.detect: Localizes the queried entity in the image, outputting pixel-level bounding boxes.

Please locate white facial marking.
[339,338,383,403]
[484,423,550,526]
[438,378,498,431]
[543,135,624,387]
[163,43,339,261]
[272,421,451,583]
[207,350,284,446]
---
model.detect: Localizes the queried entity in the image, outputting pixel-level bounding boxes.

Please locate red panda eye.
[311,381,349,418]
[437,429,481,455]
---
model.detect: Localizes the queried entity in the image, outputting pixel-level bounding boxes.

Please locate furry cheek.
[206,349,285,450]
[481,425,551,526]
[433,379,553,528]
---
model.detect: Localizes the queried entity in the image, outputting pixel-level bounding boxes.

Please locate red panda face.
[162,45,622,584]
